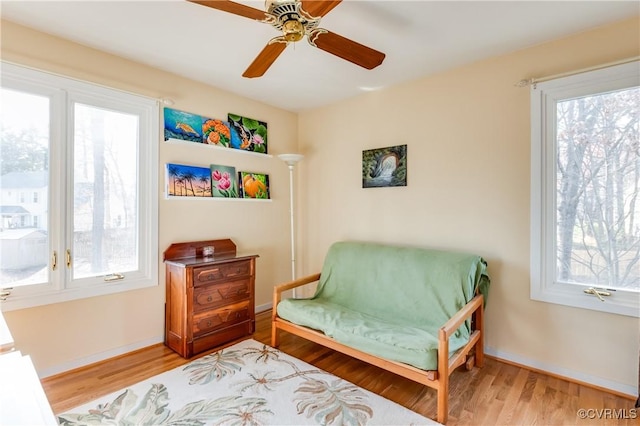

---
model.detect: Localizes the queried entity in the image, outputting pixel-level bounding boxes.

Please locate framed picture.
[166,163,212,197]
[238,171,270,199]
[228,113,268,154]
[362,144,407,188]
[202,118,231,147]
[210,164,239,198]
[164,108,204,143]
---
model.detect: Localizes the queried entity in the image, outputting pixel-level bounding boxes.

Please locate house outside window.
[0,62,159,311]
[530,61,639,317]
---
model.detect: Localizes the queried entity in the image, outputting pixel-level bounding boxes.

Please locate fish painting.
[228,113,268,154]
[176,122,200,137]
[164,108,205,143]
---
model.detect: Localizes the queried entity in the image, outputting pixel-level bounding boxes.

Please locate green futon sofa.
[272,241,490,424]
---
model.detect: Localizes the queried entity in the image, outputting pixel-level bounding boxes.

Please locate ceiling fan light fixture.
[282,19,304,42]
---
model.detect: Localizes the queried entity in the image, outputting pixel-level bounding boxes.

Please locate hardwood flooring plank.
[40,310,636,425]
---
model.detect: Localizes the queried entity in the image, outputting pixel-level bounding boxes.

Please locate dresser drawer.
[193,279,250,312]
[192,301,251,336]
[192,321,254,355]
[193,260,251,286]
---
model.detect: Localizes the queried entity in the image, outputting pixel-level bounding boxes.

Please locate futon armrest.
[272,273,321,318]
[440,294,483,339]
[273,273,321,295]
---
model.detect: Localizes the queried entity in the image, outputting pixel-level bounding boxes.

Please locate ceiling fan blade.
[188,0,269,21]
[243,39,288,78]
[301,1,342,17]
[309,30,385,70]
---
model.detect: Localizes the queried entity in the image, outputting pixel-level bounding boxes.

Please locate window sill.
[531,284,640,317]
[0,278,158,312]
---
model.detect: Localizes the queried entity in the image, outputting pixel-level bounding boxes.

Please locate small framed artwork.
[166,163,212,197]
[210,164,239,198]
[238,171,270,199]
[228,113,268,154]
[362,144,407,188]
[202,118,231,147]
[164,108,204,143]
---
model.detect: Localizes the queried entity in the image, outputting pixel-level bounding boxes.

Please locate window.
[531,61,639,317]
[0,62,159,311]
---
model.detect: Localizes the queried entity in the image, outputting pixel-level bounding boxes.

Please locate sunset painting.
[166,163,212,197]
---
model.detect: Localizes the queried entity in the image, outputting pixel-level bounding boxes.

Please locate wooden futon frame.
[271,273,485,424]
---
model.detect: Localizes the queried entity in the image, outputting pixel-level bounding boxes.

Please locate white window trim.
[0,62,159,311]
[530,61,640,317]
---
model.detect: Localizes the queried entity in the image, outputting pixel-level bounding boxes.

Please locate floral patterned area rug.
[58,339,439,425]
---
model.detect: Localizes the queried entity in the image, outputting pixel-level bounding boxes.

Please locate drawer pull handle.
[207,274,214,280]
[207,295,213,302]
[207,320,212,327]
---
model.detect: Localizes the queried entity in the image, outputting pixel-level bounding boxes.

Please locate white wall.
[297,17,640,396]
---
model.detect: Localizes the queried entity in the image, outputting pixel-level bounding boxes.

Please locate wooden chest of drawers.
[163,239,258,358]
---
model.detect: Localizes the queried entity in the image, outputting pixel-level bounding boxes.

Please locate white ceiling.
[1,1,638,112]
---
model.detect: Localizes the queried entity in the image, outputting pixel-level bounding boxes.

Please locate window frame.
[530,60,640,317]
[0,62,159,311]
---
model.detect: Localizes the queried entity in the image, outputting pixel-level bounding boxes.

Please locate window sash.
[0,62,158,311]
[530,61,640,317]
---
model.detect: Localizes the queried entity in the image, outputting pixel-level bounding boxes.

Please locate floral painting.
[211,164,239,198]
[228,113,268,154]
[238,171,270,199]
[362,144,407,188]
[164,108,204,143]
[166,163,212,197]
[203,118,231,147]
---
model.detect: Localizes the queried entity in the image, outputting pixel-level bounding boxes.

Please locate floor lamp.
[278,153,304,284]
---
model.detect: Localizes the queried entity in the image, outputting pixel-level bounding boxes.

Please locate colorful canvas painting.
[203,119,231,147]
[164,108,204,143]
[228,113,268,154]
[166,163,212,197]
[210,164,239,198]
[238,171,270,199]
[362,144,407,188]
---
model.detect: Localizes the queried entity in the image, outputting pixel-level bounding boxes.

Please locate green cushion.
[276,241,490,370]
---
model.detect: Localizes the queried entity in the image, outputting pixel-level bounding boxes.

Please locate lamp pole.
[278,153,303,282]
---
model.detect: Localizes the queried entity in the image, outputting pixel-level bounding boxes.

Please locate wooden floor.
[42,311,637,425]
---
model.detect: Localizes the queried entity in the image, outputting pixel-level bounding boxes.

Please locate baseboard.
[485,346,637,398]
[39,304,274,379]
[38,335,164,379]
[256,302,272,313]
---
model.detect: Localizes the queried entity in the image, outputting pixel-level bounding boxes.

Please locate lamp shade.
[278,153,304,166]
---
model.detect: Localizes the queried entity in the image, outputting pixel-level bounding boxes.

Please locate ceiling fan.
[189,0,386,78]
